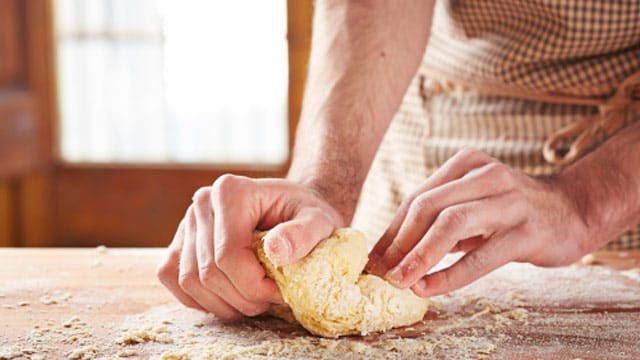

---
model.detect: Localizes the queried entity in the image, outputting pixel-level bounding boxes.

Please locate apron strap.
[421,65,640,165]
[543,71,640,165]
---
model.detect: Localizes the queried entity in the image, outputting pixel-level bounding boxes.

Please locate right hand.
[156,174,344,320]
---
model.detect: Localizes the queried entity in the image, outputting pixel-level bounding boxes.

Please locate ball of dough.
[253,228,429,338]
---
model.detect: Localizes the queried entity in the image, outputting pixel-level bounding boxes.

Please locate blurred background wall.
[0,0,312,247]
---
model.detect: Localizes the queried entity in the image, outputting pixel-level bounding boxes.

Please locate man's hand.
[156,175,344,320]
[366,148,594,297]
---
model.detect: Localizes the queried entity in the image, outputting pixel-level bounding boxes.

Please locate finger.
[372,162,516,276]
[179,205,241,320]
[411,230,524,297]
[368,149,494,269]
[192,187,218,289]
[157,220,205,311]
[263,207,335,266]
[449,235,487,253]
[192,190,275,315]
[385,190,526,289]
[211,175,282,304]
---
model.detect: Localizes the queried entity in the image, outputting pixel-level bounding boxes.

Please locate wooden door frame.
[1,0,313,247]
[0,0,57,246]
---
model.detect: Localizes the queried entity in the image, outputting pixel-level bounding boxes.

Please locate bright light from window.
[55,0,289,164]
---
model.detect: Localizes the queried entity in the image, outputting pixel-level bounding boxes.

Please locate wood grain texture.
[0,249,639,359]
[0,91,41,180]
[286,0,313,166]
[0,0,22,87]
[15,0,58,247]
[54,166,286,247]
[22,0,57,163]
[0,182,15,246]
[17,170,53,247]
[0,0,56,247]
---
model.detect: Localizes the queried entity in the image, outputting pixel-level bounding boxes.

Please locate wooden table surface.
[1,248,640,359]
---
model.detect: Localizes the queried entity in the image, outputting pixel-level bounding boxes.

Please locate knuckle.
[439,207,469,230]
[211,174,241,200]
[483,162,514,187]
[464,251,488,272]
[410,249,431,271]
[213,244,233,270]
[178,271,198,292]
[197,264,219,288]
[156,250,179,282]
[509,188,527,205]
[453,148,486,164]
[192,186,211,205]
[385,242,406,260]
[156,258,173,281]
[410,194,437,217]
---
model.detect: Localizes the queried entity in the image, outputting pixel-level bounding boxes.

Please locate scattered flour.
[111,303,507,360]
[621,268,640,282]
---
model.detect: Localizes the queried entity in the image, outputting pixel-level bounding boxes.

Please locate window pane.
[55,0,289,164]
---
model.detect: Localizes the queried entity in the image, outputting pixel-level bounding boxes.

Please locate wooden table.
[1,248,639,359]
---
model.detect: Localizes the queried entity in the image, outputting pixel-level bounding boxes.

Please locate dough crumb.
[63,316,85,329]
[96,245,108,254]
[116,326,173,345]
[39,295,57,305]
[159,352,190,360]
[67,346,98,360]
[0,346,22,360]
[581,253,596,265]
[115,349,137,358]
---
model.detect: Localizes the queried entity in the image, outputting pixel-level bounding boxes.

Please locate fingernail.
[385,266,404,285]
[267,235,291,266]
[414,278,427,292]
[272,292,286,305]
[365,254,384,274]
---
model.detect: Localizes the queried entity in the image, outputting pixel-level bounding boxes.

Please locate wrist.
[287,164,360,224]
[554,169,603,253]
[558,125,640,250]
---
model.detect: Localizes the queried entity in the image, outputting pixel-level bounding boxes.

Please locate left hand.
[366,148,592,297]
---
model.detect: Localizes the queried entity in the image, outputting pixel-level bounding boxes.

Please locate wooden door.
[0,0,313,248]
[0,0,56,247]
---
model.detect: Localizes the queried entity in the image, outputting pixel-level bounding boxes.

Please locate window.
[55,0,289,164]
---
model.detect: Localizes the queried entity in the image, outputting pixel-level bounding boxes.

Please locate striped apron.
[352,0,640,250]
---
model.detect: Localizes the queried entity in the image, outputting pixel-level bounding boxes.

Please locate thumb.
[263,207,336,266]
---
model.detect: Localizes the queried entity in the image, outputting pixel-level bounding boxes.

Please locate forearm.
[560,121,640,251]
[287,0,434,222]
